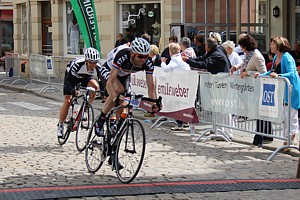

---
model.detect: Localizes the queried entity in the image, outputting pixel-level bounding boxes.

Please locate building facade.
[0,0,13,56]
[9,0,300,72]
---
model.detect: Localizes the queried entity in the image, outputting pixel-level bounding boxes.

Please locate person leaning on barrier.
[230,34,267,78]
[229,34,269,147]
[182,37,229,74]
[57,47,101,138]
[254,36,300,152]
[161,42,191,131]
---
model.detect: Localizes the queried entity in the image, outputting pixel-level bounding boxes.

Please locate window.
[42,1,52,55]
[66,2,83,55]
[120,3,161,46]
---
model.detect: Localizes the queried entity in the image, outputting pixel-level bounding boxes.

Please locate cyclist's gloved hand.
[152,96,162,113]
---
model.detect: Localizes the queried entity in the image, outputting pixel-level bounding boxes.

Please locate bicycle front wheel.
[76,103,94,152]
[115,119,146,183]
[85,116,108,173]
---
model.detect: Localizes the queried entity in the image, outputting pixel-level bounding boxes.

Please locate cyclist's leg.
[85,78,99,104]
[59,78,75,124]
[59,95,73,123]
[57,77,75,137]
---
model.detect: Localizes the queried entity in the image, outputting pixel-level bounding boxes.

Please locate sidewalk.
[0,77,299,159]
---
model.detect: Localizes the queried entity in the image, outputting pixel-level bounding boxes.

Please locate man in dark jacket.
[182,37,229,74]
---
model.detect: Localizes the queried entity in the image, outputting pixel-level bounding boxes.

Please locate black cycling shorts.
[63,71,94,95]
[99,62,131,90]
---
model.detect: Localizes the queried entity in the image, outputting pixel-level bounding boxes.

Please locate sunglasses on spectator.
[136,54,148,59]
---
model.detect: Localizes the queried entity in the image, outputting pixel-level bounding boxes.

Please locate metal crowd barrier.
[0,53,27,86]
[195,73,298,161]
[26,54,62,93]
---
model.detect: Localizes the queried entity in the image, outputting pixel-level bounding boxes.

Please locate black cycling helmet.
[84,47,100,62]
[130,37,151,55]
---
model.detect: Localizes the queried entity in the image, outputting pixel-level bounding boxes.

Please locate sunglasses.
[87,61,98,65]
[136,54,148,59]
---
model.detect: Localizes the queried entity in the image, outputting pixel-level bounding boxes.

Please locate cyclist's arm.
[145,73,157,99]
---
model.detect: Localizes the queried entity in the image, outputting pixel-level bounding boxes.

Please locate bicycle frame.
[105,106,133,157]
[70,87,94,131]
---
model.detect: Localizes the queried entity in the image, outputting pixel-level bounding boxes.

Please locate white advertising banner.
[130,71,148,97]
[200,74,285,123]
[154,67,199,123]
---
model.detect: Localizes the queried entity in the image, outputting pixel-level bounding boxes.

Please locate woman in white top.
[222,40,243,67]
[161,42,191,131]
[161,42,191,72]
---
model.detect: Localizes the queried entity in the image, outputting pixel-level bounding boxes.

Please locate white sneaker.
[57,123,64,138]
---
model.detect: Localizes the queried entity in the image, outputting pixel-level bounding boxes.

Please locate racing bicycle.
[85,93,162,183]
[58,85,95,152]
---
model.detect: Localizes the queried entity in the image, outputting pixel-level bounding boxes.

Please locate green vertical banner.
[70,0,102,58]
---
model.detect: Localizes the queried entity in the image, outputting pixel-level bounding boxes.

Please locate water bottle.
[189,124,195,136]
[144,119,152,123]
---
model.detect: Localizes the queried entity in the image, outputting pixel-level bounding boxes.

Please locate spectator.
[180,37,196,58]
[182,37,228,74]
[289,41,300,66]
[230,34,267,78]
[149,44,161,67]
[161,35,178,64]
[234,33,247,60]
[161,42,191,132]
[222,40,243,68]
[209,32,231,72]
[193,34,206,57]
[254,36,300,152]
[230,34,268,147]
[114,33,127,48]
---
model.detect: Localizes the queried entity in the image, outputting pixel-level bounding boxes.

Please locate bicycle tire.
[57,105,73,145]
[85,116,108,173]
[76,103,94,152]
[115,119,146,183]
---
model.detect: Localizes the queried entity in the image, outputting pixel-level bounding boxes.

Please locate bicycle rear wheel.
[115,119,146,183]
[85,116,108,173]
[76,103,94,152]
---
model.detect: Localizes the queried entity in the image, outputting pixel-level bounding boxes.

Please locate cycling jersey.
[63,57,101,95]
[66,57,101,79]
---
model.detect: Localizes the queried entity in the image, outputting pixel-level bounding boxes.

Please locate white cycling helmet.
[130,37,151,55]
[84,47,100,62]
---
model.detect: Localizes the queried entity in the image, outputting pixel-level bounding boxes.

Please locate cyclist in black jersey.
[57,47,101,137]
[96,37,158,136]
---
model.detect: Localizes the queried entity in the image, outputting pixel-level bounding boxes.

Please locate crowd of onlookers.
[121,31,300,151]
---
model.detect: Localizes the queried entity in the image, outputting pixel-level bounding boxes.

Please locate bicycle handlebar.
[114,93,162,112]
